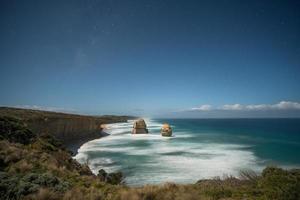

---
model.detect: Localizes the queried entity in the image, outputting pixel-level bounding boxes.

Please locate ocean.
[74,118,300,186]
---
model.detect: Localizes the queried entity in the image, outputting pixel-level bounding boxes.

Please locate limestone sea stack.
[132,119,148,134]
[161,123,172,137]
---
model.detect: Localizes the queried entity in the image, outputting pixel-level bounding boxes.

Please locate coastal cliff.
[0,107,133,149]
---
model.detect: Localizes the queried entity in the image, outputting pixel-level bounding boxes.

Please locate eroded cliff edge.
[0,107,134,151]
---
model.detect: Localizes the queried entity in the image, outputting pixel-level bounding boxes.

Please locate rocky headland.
[0,107,134,153]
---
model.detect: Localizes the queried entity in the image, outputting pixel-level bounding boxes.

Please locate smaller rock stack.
[161,123,172,137]
[132,119,148,134]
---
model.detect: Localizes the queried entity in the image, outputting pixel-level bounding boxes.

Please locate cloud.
[272,101,300,110]
[222,104,243,111]
[190,104,212,111]
[185,101,300,112]
[223,101,300,111]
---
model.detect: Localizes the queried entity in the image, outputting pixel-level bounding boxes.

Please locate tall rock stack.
[161,123,172,137]
[132,119,148,134]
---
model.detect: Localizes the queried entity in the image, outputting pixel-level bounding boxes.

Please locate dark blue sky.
[0,0,300,117]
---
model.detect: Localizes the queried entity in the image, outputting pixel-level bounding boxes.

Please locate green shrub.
[39,133,63,149]
[204,186,232,200]
[0,116,36,145]
[0,171,21,200]
[97,169,123,185]
[23,173,70,192]
[259,167,300,200]
[0,172,70,200]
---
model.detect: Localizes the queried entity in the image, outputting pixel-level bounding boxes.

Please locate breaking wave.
[75,119,264,186]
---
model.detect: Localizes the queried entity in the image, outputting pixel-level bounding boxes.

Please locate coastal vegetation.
[1,109,300,200]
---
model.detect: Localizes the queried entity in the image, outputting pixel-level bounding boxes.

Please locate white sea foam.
[74,119,265,185]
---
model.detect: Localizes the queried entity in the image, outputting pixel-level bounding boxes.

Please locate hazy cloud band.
[187,101,300,112]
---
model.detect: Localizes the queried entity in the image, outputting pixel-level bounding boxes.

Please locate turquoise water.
[75,118,300,186]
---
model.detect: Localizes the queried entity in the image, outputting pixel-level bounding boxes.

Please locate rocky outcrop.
[161,123,172,137]
[132,119,148,134]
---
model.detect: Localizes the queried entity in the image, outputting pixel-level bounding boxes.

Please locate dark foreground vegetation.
[1,115,300,200]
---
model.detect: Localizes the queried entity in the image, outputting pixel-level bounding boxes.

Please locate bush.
[39,133,63,149]
[0,116,36,144]
[204,186,232,200]
[31,133,64,153]
[97,169,123,185]
[0,171,21,200]
[259,167,300,200]
[0,172,40,200]
[0,172,70,200]
[239,169,258,183]
[23,173,70,192]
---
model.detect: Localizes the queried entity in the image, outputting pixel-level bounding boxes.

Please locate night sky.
[0,0,300,117]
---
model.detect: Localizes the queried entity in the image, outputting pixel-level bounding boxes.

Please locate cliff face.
[0,107,133,146]
[26,117,105,143]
